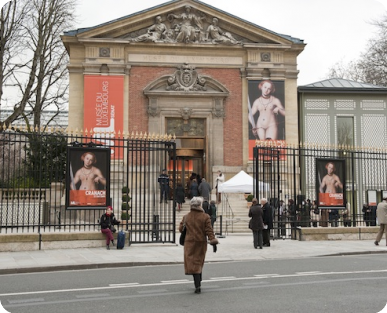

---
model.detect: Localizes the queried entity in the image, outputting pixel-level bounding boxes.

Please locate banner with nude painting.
[84,75,124,159]
[316,158,346,208]
[248,80,285,160]
[66,147,110,209]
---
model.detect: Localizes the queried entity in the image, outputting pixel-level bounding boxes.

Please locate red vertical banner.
[84,75,124,159]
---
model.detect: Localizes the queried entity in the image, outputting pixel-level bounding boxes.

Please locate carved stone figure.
[167,5,206,43]
[129,16,167,42]
[206,18,240,45]
[180,108,193,120]
[123,7,245,45]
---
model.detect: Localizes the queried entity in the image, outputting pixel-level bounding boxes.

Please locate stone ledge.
[0,233,40,243]
[0,231,130,252]
[295,226,379,241]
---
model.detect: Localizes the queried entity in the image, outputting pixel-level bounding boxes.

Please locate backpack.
[202,201,210,215]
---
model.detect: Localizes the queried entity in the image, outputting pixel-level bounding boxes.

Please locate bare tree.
[327,14,387,87]
[326,59,366,82]
[0,0,27,108]
[1,0,75,130]
[356,37,387,87]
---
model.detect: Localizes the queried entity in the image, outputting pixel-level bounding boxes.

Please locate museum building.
[61,0,305,188]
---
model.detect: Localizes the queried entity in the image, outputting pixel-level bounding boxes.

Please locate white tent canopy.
[218,170,269,193]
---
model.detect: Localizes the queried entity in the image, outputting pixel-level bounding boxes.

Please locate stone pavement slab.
[0,234,386,274]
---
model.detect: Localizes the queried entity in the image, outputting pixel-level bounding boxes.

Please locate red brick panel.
[128,67,243,166]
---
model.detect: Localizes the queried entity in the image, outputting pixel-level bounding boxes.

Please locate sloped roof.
[63,0,304,45]
[298,78,387,94]
[64,0,176,36]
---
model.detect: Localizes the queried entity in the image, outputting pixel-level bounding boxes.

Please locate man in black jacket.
[158,169,169,203]
[261,198,273,247]
[249,198,264,249]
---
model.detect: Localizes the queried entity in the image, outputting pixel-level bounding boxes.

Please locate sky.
[1,0,387,86]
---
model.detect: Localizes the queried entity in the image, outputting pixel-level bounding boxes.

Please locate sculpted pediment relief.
[124,5,243,45]
[69,1,299,46]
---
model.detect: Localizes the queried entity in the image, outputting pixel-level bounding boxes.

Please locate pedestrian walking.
[179,197,218,294]
[198,178,211,200]
[374,196,387,246]
[175,182,185,211]
[209,200,217,228]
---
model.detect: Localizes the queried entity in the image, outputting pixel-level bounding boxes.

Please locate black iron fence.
[0,128,177,244]
[253,142,387,237]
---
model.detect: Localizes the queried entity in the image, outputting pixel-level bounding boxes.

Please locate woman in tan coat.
[179,197,218,294]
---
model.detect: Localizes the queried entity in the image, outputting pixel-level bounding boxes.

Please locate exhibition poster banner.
[367,190,377,206]
[84,75,124,159]
[247,79,286,160]
[316,158,346,207]
[66,147,110,209]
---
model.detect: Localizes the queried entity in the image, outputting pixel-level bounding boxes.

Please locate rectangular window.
[337,116,354,146]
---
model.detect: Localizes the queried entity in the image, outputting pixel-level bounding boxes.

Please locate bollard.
[216,215,225,238]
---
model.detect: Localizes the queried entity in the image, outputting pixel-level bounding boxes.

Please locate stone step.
[176,194,252,233]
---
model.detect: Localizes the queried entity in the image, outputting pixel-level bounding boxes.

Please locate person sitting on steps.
[100,206,120,250]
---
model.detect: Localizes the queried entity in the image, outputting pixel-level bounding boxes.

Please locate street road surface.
[1,254,387,313]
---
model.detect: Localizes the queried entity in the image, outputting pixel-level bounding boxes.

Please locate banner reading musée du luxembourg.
[84,75,124,159]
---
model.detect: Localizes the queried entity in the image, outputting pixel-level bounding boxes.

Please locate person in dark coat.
[329,209,340,227]
[209,200,217,228]
[99,206,120,250]
[158,169,169,203]
[198,178,211,200]
[287,199,297,228]
[202,199,210,215]
[363,204,371,226]
[179,197,218,294]
[248,198,264,249]
[175,183,185,211]
[261,198,273,247]
[190,179,199,198]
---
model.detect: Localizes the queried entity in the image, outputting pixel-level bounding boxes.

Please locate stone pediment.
[65,0,303,47]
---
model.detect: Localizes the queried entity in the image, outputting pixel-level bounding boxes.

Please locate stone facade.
[61,0,305,185]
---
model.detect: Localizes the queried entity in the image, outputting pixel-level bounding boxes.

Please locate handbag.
[179,219,186,246]
[110,225,117,233]
[248,219,252,229]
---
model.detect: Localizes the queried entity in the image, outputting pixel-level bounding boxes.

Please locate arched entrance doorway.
[144,63,229,192]
[175,142,205,197]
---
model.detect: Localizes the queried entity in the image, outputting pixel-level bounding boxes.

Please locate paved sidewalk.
[0,234,386,274]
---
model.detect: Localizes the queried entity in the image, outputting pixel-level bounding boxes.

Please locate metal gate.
[253,143,387,239]
[253,145,287,239]
[124,139,177,244]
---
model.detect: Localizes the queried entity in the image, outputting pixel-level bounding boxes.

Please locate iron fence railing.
[253,142,387,231]
[0,129,176,244]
